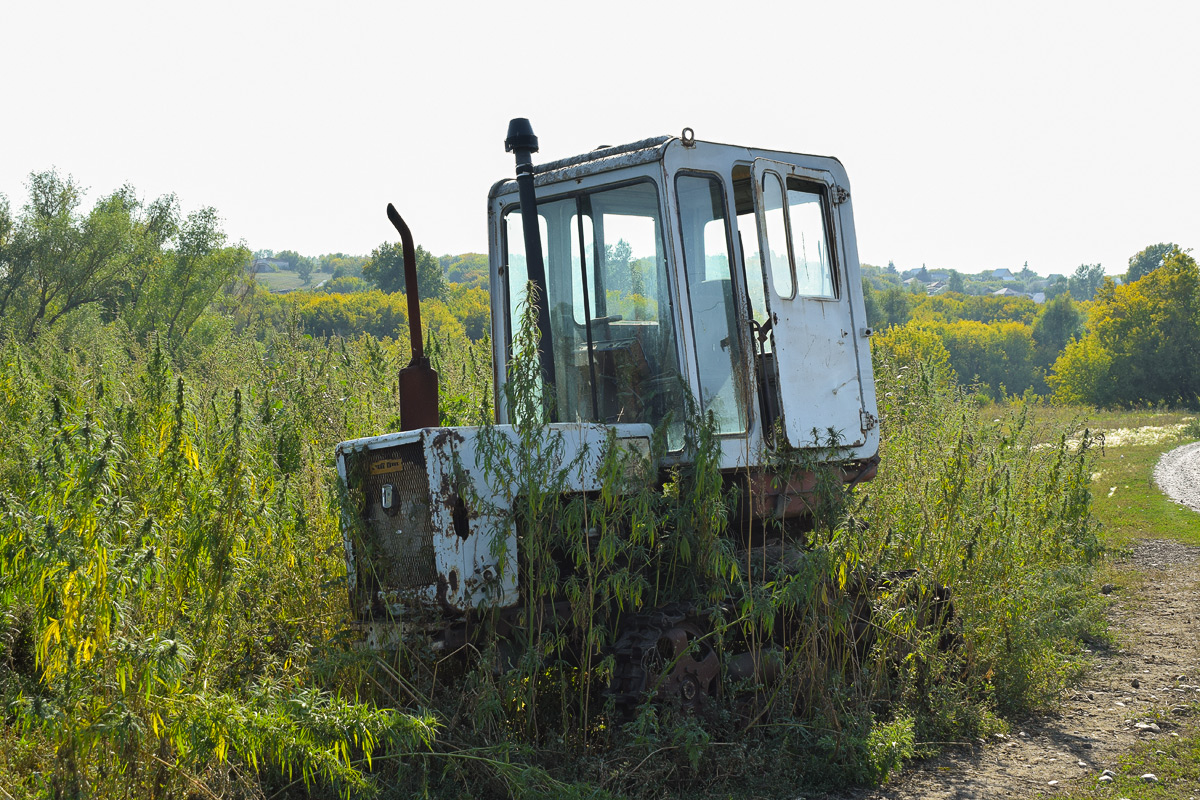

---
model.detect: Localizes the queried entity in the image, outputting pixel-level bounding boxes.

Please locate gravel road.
[1154,441,1200,513]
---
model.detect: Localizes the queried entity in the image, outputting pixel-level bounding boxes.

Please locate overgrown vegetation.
[0,323,480,798]
[0,294,1107,798]
[0,174,1118,797]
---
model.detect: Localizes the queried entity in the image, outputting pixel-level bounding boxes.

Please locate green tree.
[1048,337,1115,406]
[276,248,301,267]
[870,320,955,388]
[319,275,371,294]
[441,252,489,290]
[1126,242,1181,283]
[862,278,882,328]
[1068,263,1105,301]
[122,207,245,346]
[1031,294,1083,367]
[328,255,367,279]
[362,241,445,299]
[880,286,911,327]
[1049,250,1200,406]
[948,270,965,293]
[937,319,1039,398]
[1,171,171,340]
[0,169,245,347]
[446,284,491,341]
[1044,274,1070,300]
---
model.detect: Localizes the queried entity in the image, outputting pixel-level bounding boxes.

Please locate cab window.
[503,181,682,430]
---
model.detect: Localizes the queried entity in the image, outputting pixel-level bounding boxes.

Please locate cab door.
[751,158,866,448]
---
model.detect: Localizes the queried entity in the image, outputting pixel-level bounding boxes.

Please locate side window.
[786,179,837,299]
[761,172,794,300]
[676,173,747,435]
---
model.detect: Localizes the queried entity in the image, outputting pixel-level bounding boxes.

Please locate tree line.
[0,170,493,350]
[862,245,1199,407]
[3,169,1194,410]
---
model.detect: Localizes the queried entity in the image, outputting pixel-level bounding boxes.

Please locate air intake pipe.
[505,118,556,399]
[387,203,439,430]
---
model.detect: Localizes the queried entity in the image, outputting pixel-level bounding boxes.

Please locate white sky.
[3,0,1196,276]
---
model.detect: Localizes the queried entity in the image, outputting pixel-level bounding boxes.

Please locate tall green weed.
[865,327,1103,725]
[0,321,468,798]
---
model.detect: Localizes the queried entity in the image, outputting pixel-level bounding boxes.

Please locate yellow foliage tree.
[1049,250,1200,406]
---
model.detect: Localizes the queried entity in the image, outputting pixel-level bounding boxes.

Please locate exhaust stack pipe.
[505,118,556,398]
[387,203,439,430]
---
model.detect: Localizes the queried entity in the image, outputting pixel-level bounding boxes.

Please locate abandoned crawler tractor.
[335,120,883,711]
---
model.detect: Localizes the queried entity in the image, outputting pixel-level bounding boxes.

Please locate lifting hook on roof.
[681,127,696,148]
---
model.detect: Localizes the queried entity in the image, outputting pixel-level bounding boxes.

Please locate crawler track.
[605,603,721,716]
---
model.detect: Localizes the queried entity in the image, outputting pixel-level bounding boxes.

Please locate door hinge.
[833,185,850,205]
[860,409,877,432]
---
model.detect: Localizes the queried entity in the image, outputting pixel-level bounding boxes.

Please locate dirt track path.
[817,539,1200,800]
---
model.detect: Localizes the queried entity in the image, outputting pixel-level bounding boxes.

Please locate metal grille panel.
[361,443,437,590]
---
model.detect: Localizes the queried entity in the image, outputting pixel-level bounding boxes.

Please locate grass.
[253,269,314,292]
[1091,440,1200,547]
[986,403,1200,547]
[1082,410,1200,547]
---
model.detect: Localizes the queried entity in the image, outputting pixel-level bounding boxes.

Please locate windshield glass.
[504,181,682,429]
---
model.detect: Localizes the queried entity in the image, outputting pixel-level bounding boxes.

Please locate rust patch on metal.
[429,428,465,449]
[747,456,880,519]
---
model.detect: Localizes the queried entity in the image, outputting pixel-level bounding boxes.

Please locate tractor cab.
[488,128,878,471]
[336,124,879,624]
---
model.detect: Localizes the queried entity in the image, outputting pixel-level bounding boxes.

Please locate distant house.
[903,276,924,286]
[991,268,1015,281]
[250,258,289,274]
[992,287,1024,297]
[1031,292,1046,304]
[1046,273,1066,283]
